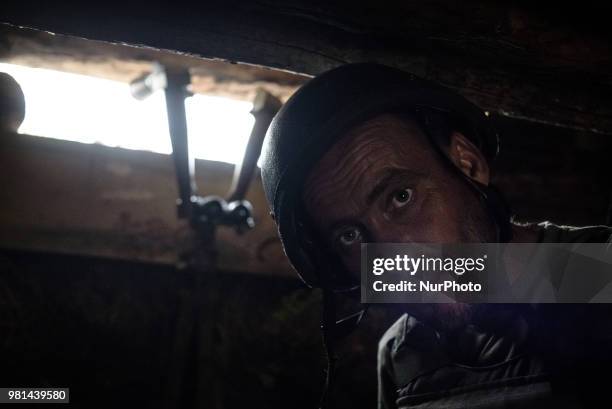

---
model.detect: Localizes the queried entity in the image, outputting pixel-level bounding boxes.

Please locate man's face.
[302,114,495,329]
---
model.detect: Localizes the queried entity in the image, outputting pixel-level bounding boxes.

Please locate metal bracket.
[130,63,281,238]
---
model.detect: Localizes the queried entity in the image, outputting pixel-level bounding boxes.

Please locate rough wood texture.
[2,1,612,134]
[0,131,292,276]
[0,25,305,102]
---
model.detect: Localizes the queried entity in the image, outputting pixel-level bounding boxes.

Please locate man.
[260,63,612,408]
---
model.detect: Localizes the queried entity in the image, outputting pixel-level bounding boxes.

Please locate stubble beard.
[425,193,498,332]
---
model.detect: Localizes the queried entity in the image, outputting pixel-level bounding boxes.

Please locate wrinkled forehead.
[302,113,436,213]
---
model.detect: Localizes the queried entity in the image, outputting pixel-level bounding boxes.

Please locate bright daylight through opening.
[0,62,255,165]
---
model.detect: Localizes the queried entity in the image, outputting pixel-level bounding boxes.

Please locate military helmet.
[260,63,502,291]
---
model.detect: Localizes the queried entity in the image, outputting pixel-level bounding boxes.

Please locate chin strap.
[465,179,514,243]
[480,183,513,243]
[319,289,367,409]
[319,290,337,409]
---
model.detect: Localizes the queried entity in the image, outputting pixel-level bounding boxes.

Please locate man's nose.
[365,215,413,243]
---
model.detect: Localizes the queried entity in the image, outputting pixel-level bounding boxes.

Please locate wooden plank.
[2,1,612,134]
[0,131,292,277]
[0,25,305,102]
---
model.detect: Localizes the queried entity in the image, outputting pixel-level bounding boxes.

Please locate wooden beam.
[2,1,612,134]
[0,131,292,276]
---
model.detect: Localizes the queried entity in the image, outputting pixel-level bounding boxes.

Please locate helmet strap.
[318,288,368,408]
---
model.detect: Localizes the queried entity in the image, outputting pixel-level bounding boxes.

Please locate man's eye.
[391,188,414,208]
[337,227,362,247]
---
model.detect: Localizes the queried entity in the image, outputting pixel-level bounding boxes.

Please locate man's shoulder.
[378,314,439,360]
[378,313,424,356]
[378,313,447,388]
[378,314,407,352]
[536,221,612,243]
